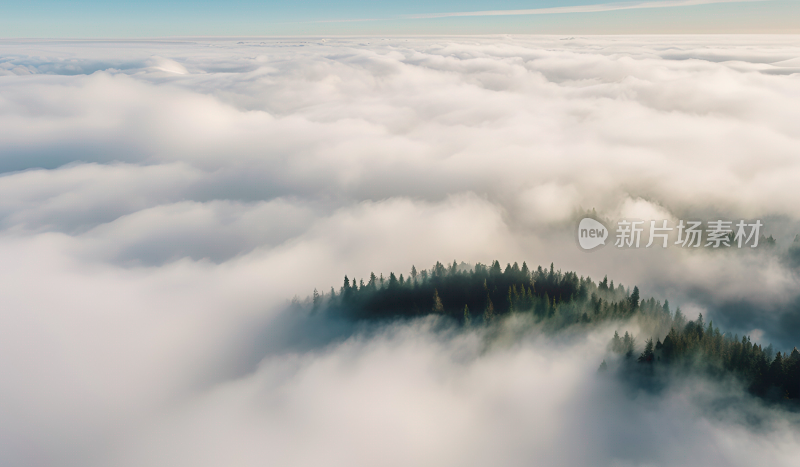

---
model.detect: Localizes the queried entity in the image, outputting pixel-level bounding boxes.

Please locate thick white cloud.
[1,36,800,466]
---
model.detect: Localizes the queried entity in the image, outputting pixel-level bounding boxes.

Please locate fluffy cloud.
[1,36,800,466]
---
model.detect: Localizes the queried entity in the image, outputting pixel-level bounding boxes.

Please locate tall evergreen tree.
[638,338,654,363]
[432,289,444,314]
[769,352,786,391]
[673,307,687,329]
[521,261,530,281]
[787,348,800,399]
[312,288,321,310]
[611,331,622,353]
[630,286,640,310]
[484,295,495,323]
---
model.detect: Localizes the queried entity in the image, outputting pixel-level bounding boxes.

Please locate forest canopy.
[306,260,800,403]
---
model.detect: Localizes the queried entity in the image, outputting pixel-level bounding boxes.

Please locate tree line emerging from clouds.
[606,310,800,402]
[306,260,800,403]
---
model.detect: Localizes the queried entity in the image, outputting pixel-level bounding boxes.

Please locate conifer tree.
[638,338,654,363]
[787,348,800,398]
[611,331,622,353]
[630,286,640,310]
[673,307,687,329]
[622,331,636,357]
[432,289,444,314]
[490,260,502,277]
[521,261,530,281]
[484,295,495,323]
[312,288,321,310]
[769,352,786,390]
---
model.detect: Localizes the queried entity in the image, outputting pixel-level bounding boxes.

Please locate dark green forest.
[308,260,800,402]
[313,260,633,325]
[610,315,800,401]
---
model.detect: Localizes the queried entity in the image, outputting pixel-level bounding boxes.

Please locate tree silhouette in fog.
[308,259,800,403]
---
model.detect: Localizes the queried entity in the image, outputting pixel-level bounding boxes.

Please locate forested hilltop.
[313,260,634,326]
[308,260,800,402]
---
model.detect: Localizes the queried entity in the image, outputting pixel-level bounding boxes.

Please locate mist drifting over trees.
[307,260,800,404]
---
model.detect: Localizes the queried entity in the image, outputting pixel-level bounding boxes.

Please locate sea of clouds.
[1,36,800,466]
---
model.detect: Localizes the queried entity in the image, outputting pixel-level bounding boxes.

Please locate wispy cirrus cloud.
[403,0,768,19]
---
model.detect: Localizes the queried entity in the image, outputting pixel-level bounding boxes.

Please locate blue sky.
[1,0,799,37]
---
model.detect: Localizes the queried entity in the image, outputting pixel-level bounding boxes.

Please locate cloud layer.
[1,36,800,466]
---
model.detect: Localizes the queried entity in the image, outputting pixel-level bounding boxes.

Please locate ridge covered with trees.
[609,312,800,401]
[312,260,636,326]
[307,260,799,402]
